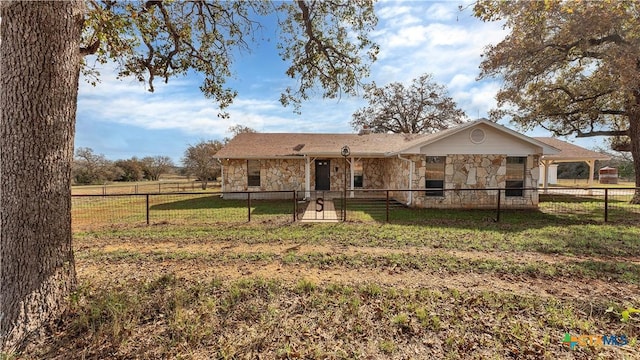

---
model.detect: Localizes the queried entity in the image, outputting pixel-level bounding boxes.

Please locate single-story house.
[214,119,602,209]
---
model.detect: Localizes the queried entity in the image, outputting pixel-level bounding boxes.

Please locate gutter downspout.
[397,154,413,206]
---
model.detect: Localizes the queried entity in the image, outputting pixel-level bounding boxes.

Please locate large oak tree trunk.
[1,1,83,352]
[630,112,640,204]
[630,91,640,204]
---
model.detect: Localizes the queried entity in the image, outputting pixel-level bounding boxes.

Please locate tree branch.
[80,40,100,56]
[575,129,628,137]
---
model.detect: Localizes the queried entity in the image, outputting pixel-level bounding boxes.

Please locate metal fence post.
[146,194,150,225]
[247,192,251,222]
[604,188,609,223]
[292,190,297,222]
[496,188,501,223]
[386,190,390,223]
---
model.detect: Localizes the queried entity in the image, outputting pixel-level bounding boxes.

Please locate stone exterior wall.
[222,159,305,199]
[361,159,385,189]
[222,154,540,208]
[385,156,422,204]
[412,154,540,209]
[223,159,249,192]
[328,158,348,192]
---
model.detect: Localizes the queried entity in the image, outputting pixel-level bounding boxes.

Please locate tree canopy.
[350,73,465,134]
[73,147,123,184]
[225,124,257,144]
[474,0,640,201]
[182,140,223,189]
[82,0,378,114]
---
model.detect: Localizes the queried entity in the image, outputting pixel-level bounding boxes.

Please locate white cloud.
[376,4,412,19]
[448,74,475,90]
[425,3,457,21]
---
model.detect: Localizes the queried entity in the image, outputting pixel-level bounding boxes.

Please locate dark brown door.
[315,160,330,190]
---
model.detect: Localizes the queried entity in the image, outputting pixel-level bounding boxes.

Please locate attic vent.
[293,144,305,151]
[470,128,486,144]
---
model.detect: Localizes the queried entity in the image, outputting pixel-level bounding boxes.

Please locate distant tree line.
[73,125,257,187]
[72,147,175,185]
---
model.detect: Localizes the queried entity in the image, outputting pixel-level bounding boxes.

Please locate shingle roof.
[214,132,434,158]
[214,121,601,160]
[534,137,610,161]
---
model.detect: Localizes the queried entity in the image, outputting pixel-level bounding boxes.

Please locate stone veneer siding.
[223,159,305,199]
[361,159,385,189]
[222,154,540,208]
[412,154,540,209]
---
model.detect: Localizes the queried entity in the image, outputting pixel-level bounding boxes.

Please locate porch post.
[586,159,595,186]
[305,156,311,199]
[541,159,550,193]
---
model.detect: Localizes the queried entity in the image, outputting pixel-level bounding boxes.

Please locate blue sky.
[76,1,600,164]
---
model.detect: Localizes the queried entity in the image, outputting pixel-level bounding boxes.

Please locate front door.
[315,160,330,190]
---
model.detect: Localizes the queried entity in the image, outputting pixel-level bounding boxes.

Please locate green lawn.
[72,191,640,231]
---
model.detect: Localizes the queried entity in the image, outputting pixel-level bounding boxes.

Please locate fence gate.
[296,191,344,222]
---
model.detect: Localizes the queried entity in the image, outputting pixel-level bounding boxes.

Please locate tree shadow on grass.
[539,193,630,204]
[341,196,606,231]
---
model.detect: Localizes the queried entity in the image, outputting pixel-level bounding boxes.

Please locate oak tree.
[72,147,123,184]
[141,156,175,181]
[182,140,224,190]
[474,0,640,202]
[224,124,257,144]
[114,157,146,182]
[351,73,466,134]
[0,0,377,352]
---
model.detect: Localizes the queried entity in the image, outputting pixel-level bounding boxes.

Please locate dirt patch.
[77,256,639,304]
[96,240,640,266]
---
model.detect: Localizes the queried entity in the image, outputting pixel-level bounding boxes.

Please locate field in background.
[72,179,221,195]
[22,220,640,359]
[554,179,636,187]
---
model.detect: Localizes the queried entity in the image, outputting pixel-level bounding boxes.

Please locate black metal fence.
[71,187,640,230]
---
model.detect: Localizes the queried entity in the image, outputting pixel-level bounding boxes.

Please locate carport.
[534,137,611,190]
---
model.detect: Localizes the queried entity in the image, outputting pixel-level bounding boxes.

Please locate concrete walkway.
[298,199,341,222]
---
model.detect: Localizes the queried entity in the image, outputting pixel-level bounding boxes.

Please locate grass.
[19,200,639,358]
[72,190,640,231]
[27,272,639,359]
[72,194,296,230]
[75,220,640,257]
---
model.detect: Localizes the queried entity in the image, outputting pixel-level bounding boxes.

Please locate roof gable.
[395,119,560,155]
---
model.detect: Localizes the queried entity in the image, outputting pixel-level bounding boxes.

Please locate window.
[353,160,363,188]
[505,157,526,197]
[425,156,445,197]
[247,160,260,187]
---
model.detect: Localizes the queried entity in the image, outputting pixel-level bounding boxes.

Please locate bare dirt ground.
[78,240,640,307]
